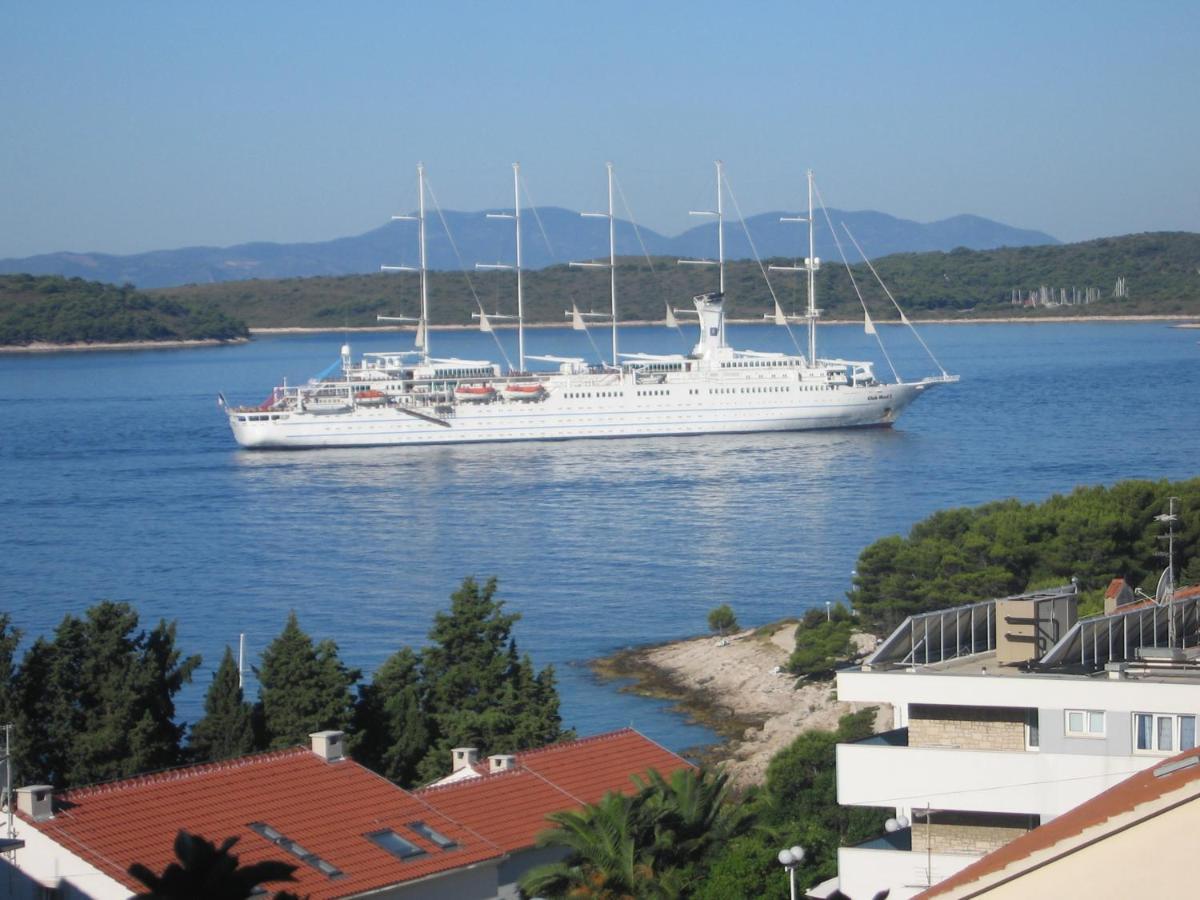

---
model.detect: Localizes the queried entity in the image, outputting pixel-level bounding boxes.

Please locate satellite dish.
[1155,566,1174,605]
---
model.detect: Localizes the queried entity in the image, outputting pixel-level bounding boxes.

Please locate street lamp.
[777,845,805,900]
[825,600,832,622]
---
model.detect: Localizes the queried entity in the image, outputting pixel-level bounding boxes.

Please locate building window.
[1025,710,1040,750]
[1135,713,1197,754]
[1065,709,1105,737]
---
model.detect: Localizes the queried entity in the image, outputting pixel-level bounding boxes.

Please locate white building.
[831,581,1200,900]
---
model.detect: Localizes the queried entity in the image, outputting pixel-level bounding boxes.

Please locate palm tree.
[518,791,682,899]
[129,830,299,900]
[635,767,755,871]
[518,767,755,899]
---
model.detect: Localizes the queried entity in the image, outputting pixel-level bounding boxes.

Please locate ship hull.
[228,381,934,449]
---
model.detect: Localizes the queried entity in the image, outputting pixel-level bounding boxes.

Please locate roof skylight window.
[248,822,343,879]
[366,829,428,861]
[408,821,458,850]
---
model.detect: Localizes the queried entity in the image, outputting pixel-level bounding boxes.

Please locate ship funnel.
[691,292,728,360]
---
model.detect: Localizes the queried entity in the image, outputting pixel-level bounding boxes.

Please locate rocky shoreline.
[591,623,884,788]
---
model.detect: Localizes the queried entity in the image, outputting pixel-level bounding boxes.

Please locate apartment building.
[830,581,1200,900]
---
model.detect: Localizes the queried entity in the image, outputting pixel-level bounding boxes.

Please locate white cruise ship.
[223,164,956,449]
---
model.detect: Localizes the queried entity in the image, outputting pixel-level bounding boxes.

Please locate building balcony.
[836,738,1148,817]
[837,831,977,900]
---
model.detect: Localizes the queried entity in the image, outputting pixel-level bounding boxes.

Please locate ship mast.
[678,160,726,293]
[514,163,524,372]
[769,168,821,363]
[380,163,430,361]
[805,169,819,363]
[476,162,526,372]
[571,162,619,366]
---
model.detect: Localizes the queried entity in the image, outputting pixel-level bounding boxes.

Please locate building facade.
[833,583,1200,900]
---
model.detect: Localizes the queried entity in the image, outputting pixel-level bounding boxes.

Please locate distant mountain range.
[0,209,1058,289]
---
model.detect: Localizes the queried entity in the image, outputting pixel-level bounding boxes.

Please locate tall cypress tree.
[256,613,359,750]
[189,646,255,762]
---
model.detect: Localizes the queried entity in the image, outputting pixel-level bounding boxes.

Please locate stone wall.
[913,811,1036,855]
[908,703,1026,751]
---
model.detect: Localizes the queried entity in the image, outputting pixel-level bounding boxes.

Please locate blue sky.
[2,1,1197,257]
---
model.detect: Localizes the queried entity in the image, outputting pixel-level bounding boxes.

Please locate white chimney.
[451,747,479,772]
[310,730,345,762]
[488,754,517,774]
[16,785,53,821]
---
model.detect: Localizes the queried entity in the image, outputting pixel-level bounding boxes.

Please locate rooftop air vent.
[451,747,479,772]
[488,754,516,774]
[16,785,53,821]
[310,730,345,762]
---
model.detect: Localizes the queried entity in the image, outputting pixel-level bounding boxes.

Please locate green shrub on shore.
[788,605,855,679]
[708,604,739,636]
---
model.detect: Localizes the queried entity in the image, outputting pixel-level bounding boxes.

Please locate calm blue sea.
[1,321,1197,752]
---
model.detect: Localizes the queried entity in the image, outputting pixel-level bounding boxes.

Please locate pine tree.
[256,613,359,750]
[0,614,21,728]
[414,577,570,782]
[353,647,428,786]
[190,647,256,762]
[14,602,199,788]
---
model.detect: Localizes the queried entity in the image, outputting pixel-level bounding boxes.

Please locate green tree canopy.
[0,274,248,346]
[14,601,199,788]
[707,604,739,636]
[789,605,854,679]
[520,767,754,899]
[255,612,359,750]
[189,647,256,763]
[0,614,21,727]
[694,710,885,899]
[352,646,428,786]
[411,577,568,783]
[850,479,1200,631]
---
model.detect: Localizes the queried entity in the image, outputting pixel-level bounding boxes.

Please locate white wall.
[837,742,1154,818]
[4,818,129,899]
[837,845,976,900]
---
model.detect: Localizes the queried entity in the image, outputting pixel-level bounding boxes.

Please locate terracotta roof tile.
[24,748,502,899]
[418,728,693,851]
[917,745,1200,898]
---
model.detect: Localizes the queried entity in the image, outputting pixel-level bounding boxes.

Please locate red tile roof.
[23,748,502,899]
[917,745,1200,898]
[1103,578,1127,600]
[418,728,693,852]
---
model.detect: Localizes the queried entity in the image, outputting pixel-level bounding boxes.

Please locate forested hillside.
[0,274,248,345]
[150,231,1200,328]
[849,478,1200,631]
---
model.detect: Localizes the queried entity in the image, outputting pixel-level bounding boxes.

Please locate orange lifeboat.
[503,383,545,401]
[357,389,388,407]
[454,384,496,403]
